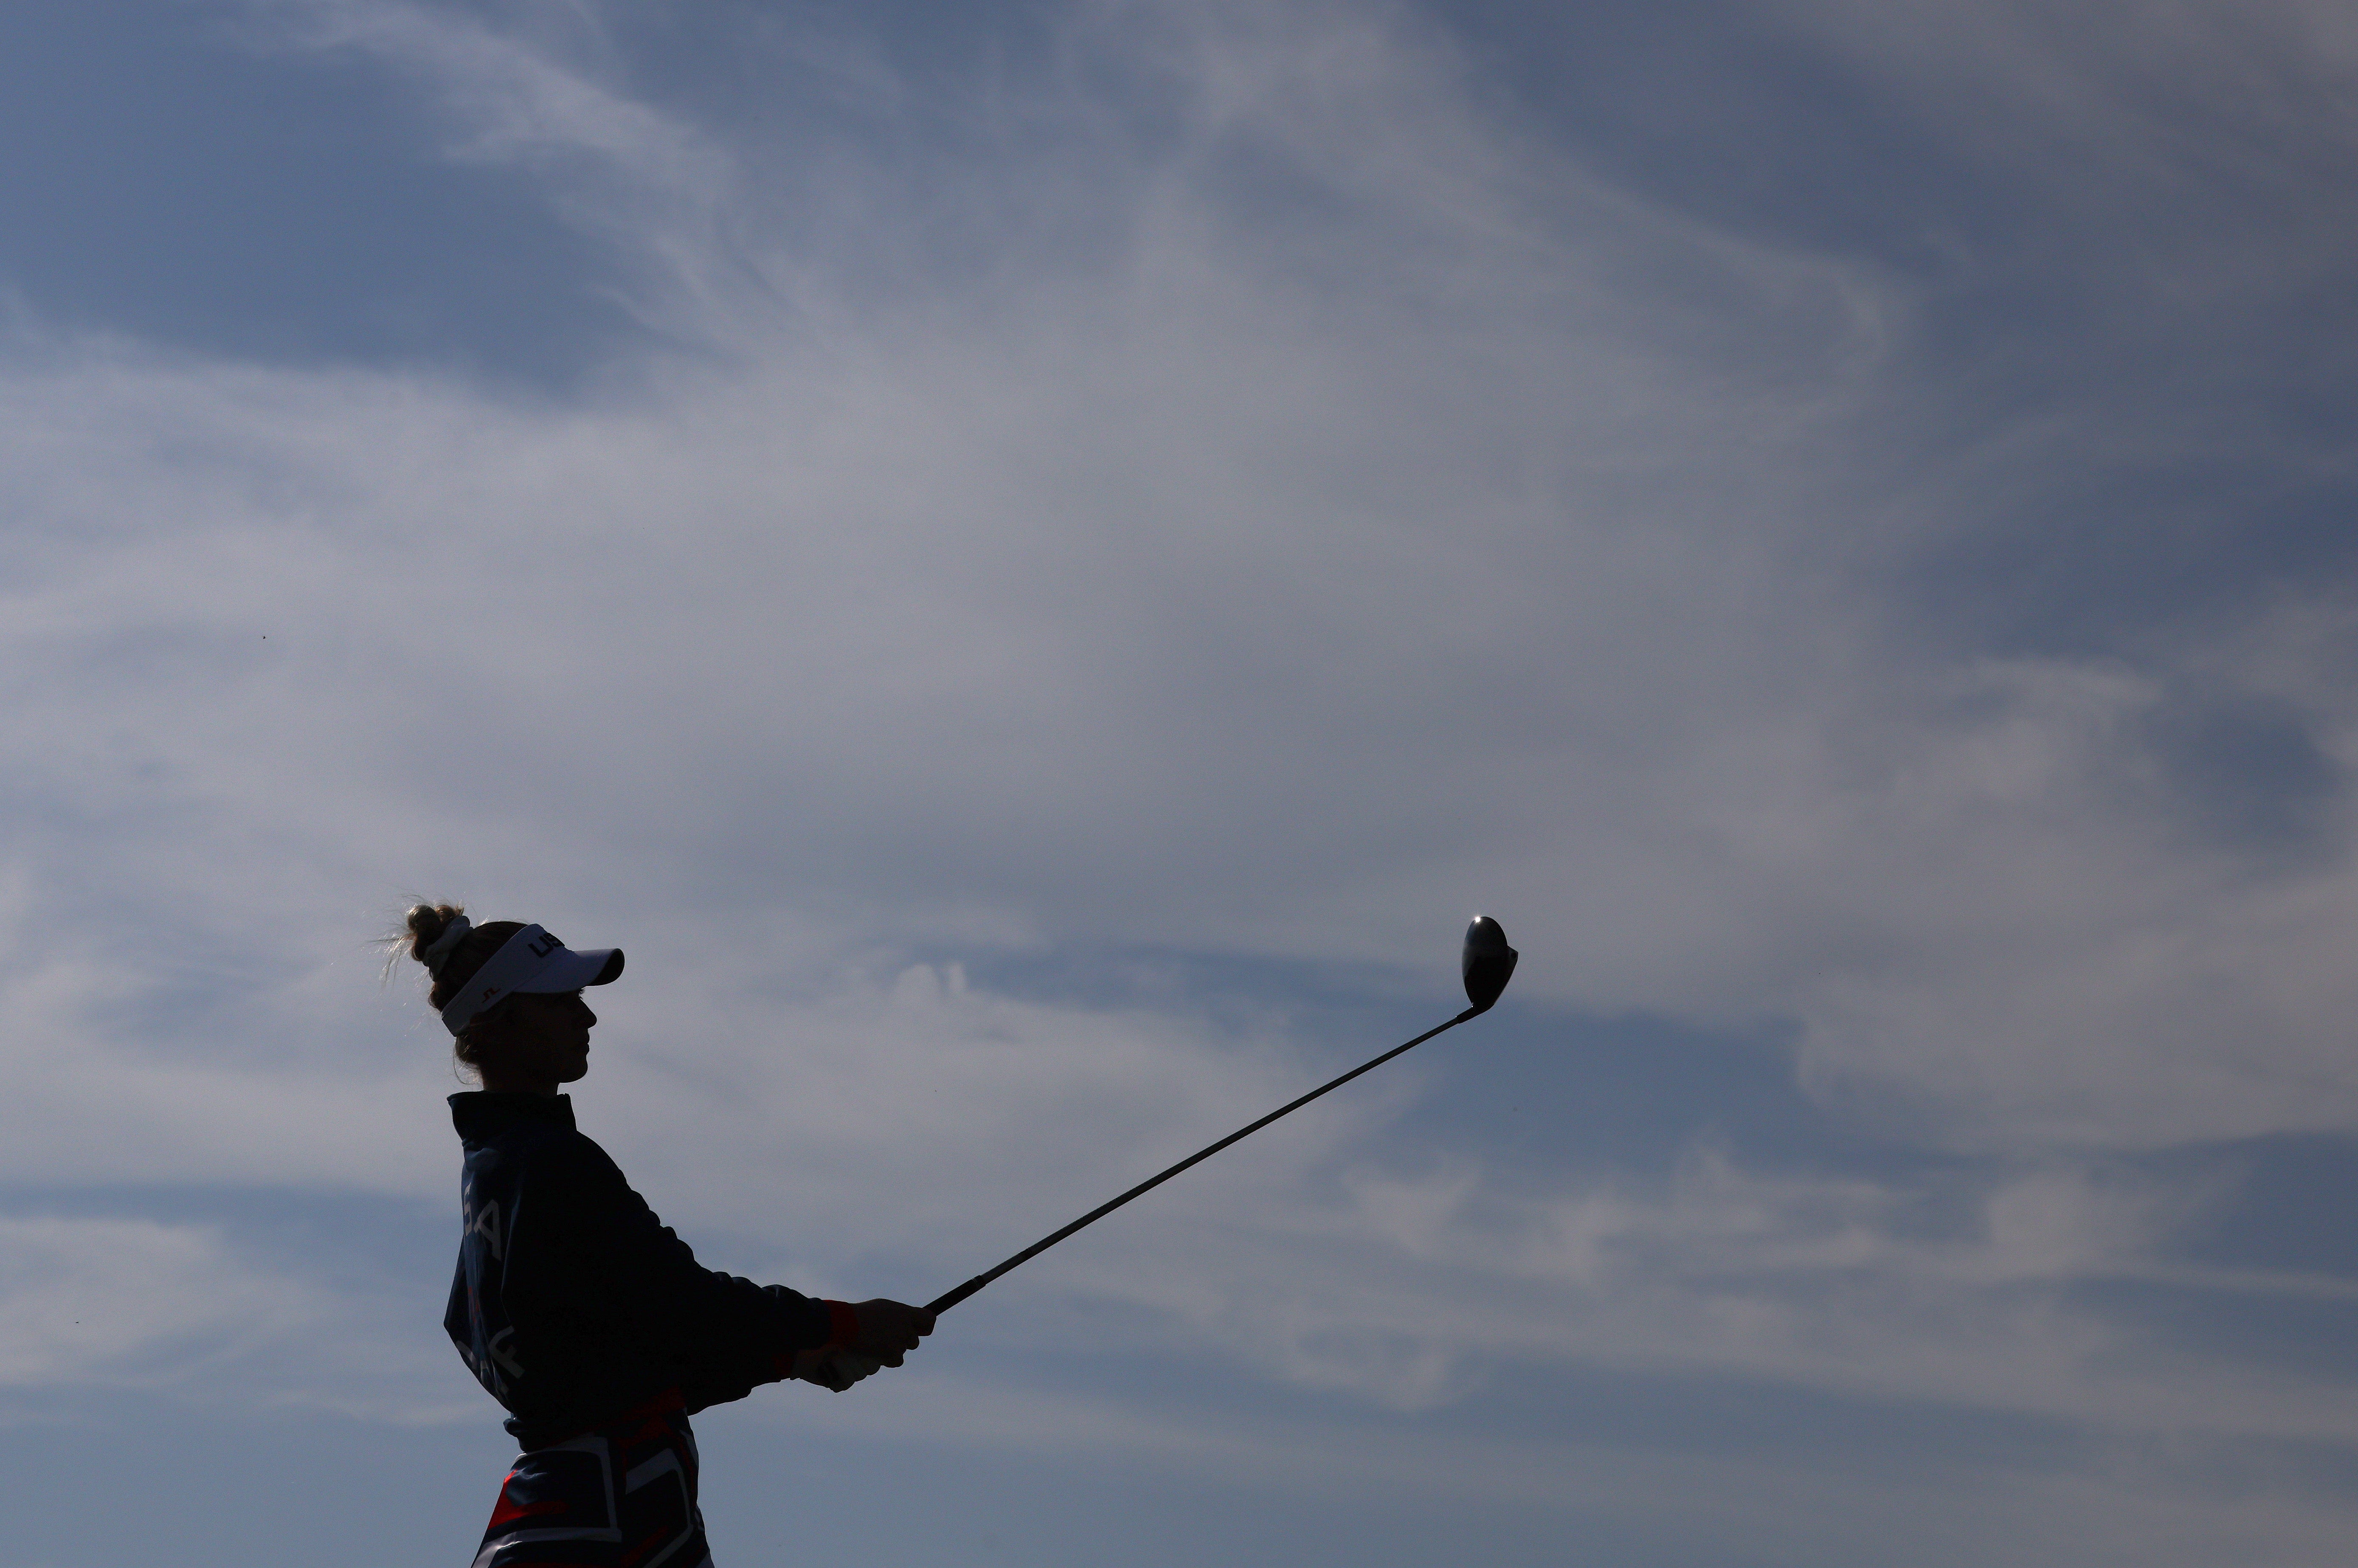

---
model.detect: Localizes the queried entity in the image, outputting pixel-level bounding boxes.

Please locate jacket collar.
[450,1091,577,1144]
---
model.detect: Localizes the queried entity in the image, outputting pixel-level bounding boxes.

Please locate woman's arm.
[546,1137,837,1403]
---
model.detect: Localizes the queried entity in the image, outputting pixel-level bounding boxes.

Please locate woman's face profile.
[476,991,597,1094]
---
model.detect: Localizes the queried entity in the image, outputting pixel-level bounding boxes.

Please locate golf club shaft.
[925,1005,1483,1316]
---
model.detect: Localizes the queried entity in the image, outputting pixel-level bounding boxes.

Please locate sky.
[2,0,2356,1563]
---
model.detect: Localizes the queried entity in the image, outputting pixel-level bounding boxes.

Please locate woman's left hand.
[843,1298,936,1365]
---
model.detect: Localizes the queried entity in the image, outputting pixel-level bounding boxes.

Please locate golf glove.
[799,1347,885,1392]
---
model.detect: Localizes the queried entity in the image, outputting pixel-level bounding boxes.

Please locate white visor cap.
[439,923,623,1038]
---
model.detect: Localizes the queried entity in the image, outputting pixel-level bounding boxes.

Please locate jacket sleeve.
[543,1133,836,1411]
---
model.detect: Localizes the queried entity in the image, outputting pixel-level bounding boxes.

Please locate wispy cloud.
[0,1215,316,1390]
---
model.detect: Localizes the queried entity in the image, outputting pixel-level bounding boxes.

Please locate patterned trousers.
[470,1404,713,1568]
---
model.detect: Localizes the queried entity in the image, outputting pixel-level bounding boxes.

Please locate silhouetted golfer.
[398,904,933,1568]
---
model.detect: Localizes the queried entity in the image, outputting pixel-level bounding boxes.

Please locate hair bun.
[404,902,468,968]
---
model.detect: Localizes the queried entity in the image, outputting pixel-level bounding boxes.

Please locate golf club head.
[1461,916,1519,1014]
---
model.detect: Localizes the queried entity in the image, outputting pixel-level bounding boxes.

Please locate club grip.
[926,1277,990,1317]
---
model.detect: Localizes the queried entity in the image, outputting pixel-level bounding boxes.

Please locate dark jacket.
[445,1092,833,1448]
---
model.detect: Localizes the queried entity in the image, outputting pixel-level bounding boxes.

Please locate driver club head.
[1461,915,1519,1013]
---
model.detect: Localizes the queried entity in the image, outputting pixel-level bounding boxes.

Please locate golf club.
[924,915,1519,1317]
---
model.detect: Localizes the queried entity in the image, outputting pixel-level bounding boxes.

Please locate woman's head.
[398,903,622,1091]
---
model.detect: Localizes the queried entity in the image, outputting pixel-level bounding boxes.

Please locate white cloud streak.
[0,1216,315,1390]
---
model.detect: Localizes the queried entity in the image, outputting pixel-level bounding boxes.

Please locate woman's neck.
[477,1069,561,1095]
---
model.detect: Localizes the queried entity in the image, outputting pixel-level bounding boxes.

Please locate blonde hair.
[394,902,526,1073]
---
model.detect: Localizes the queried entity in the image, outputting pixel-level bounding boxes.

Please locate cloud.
[0,0,2346,1232]
[247,0,729,222]
[737,1317,2358,1568]
[0,1215,316,1390]
[992,1141,2358,1444]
